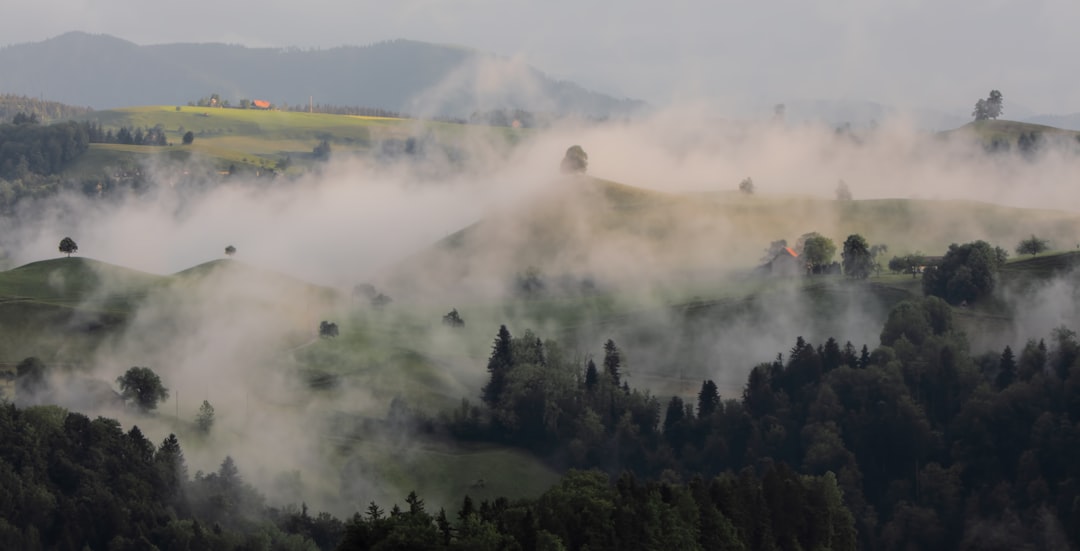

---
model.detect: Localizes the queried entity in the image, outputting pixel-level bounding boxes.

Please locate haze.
[3,1,1080,115]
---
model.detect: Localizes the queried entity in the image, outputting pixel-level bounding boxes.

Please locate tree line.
[0,94,93,123]
[81,120,168,146]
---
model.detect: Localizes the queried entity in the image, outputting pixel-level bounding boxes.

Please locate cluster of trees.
[765,232,883,277]
[973,90,1004,121]
[424,296,1080,548]
[0,94,93,123]
[319,321,340,338]
[442,308,465,328]
[0,402,339,549]
[922,240,1008,305]
[560,145,588,174]
[0,118,89,180]
[81,121,168,146]
[339,468,855,550]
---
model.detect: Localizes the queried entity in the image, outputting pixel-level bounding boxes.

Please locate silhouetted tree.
[224,245,236,257]
[182,131,195,145]
[739,177,755,194]
[842,234,874,279]
[58,236,78,257]
[319,321,339,338]
[117,367,169,412]
[442,308,465,328]
[1016,235,1049,256]
[697,380,720,417]
[196,400,215,433]
[561,145,588,173]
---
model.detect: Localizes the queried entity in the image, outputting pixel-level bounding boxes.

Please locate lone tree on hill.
[1015,235,1049,256]
[560,145,588,174]
[116,366,169,412]
[739,177,755,195]
[58,237,78,257]
[182,131,195,145]
[225,245,236,257]
[923,240,1008,305]
[973,90,1004,121]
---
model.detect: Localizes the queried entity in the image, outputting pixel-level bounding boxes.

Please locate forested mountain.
[0,32,644,117]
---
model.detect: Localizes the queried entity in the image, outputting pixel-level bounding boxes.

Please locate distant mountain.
[0,32,645,118]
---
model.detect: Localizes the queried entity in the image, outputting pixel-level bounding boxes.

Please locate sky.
[1,1,1077,114]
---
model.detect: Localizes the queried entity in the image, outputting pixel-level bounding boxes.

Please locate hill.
[66,105,497,174]
[385,177,1080,298]
[939,119,1080,151]
[0,32,645,118]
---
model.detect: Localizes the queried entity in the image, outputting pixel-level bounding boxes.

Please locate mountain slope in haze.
[384,177,1080,298]
[0,32,645,117]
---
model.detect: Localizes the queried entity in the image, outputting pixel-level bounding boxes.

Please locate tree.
[798,233,837,274]
[196,400,215,433]
[224,245,236,257]
[319,321,339,338]
[697,380,720,417]
[972,99,989,121]
[561,145,588,174]
[603,339,622,386]
[986,90,1004,119]
[182,131,194,145]
[836,180,852,201]
[973,90,1004,121]
[442,308,465,328]
[116,367,169,412]
[739,177,755,195]
[58,237,78,257]
[1015,235,1049,256]
[841,234,873,279]
[482,325,514,407]
[922,240,1008,305]
[313,139,332,161]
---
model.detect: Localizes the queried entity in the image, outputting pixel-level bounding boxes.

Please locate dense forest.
[0,94,93,123]
[6,289,1080,549]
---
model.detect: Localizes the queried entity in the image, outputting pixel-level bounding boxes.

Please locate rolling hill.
[0,32,645,117]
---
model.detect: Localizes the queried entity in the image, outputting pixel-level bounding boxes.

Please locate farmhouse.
[252,100,271,110]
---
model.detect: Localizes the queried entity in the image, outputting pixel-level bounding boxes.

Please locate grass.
[66,106,522,175]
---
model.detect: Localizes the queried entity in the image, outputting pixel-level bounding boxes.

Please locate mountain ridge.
[0,32,645,117]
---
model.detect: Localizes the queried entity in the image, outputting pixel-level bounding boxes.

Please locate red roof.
[784,247,799,257]
[252,100,271,109]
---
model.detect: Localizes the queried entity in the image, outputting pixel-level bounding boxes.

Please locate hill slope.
[0,32,644,117]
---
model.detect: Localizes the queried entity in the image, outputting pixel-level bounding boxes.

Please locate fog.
[6,80,1080,514]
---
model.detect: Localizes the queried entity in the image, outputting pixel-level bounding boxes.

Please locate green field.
[66,105,521,174]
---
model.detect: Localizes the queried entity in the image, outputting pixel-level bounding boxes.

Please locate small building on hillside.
[252,100,271,110]
[762,247,803,277]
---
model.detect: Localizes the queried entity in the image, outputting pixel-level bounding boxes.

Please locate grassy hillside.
[940,119,1080,149]
[67,105,519,174]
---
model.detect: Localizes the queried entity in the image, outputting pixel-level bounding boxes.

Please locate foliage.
[739,177,754,194]
[973,89,1004,121]
[922,240,1008,304]
[58,236,78,257]
[0,120,89,180]
[0,94,93,122]
[116,366,169,411]
[798,232,837,274]
[182,130,195,145]
[319,321,339,338]
[196,400,215,433]
[442,308,465,328]
[841,234,873,279]
[560,145,588,174]
[888,253,925,278]
[1016,235,1050,256]
[225,244,237,257]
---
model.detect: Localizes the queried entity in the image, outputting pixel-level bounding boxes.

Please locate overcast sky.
[2,0,1077,115]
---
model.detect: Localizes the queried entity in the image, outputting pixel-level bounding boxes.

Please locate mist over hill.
[0,32,645,118]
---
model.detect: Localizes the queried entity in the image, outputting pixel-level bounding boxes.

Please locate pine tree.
[585,359,599,392]
[996,346,1017,390]
[482,325,513,407]
[603,339,622,386]
[858,345,871,369]
[698,380,721,418]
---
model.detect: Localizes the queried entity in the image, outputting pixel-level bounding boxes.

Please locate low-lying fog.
[6,98,1080,515]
